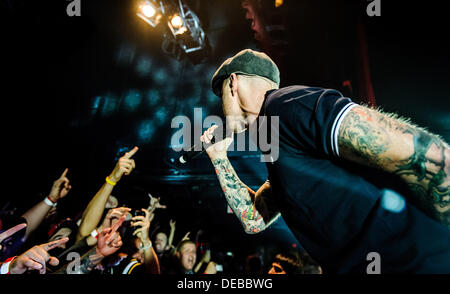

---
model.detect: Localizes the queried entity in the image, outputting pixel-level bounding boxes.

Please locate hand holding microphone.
[200,125,234,161]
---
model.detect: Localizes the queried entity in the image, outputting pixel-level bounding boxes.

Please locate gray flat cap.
[211,49,280,97]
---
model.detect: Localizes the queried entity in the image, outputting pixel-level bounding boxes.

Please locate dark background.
[1,0,449,262]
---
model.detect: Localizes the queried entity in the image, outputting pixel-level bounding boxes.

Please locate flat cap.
[211,49,280,97]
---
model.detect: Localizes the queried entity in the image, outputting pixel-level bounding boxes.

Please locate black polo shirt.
[258,86,384,272]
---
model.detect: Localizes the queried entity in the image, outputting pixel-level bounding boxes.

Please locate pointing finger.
[41,237,69,251]
[123,146,139,159]
[61,168,68,178]
[0,223,27,242]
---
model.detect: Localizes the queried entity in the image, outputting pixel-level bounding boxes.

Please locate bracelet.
[105,176,117,186]
[1,256,16,274]
[140,242,152,250]
[90,229,99,239]
[44,196,57,207]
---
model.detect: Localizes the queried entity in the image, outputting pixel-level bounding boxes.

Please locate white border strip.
[330,102,357,157]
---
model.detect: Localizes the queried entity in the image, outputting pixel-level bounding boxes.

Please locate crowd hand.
[181,231,191,242]
[108,146,138,183]
[98,207,131,232]
[201,249,211,264]
[97,215,125,257]
[9,237,69,274]
[169,219,176,230]
[131,208,153,243]
[147,196,167,212]
[0,223,27,250]
[200,125,233,158]
[204,261,217,274]
[48,168,72,203]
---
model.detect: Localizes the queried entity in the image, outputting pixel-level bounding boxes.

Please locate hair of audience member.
[176,239,195,253]
[245,254,263,274]
[273,252,302,274]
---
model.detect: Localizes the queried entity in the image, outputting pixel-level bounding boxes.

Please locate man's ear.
[229,73,238,97]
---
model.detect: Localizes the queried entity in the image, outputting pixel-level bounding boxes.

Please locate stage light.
[142,4,156,17]
[137,0,209,62]
[170,14,183,29]
[168,14,187,35]
[275,0,283,8]
[137,0,164,28]
[166,0,206,54]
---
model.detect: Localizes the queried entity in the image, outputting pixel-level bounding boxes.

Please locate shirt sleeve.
[264,87,357,157]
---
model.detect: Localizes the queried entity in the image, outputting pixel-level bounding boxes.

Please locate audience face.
[268,262,286,274]
[179,242,196,272]
[154,232,168,254]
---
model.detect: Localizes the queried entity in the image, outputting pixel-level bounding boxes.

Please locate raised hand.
[148,196,167,212]
[131,208,153,244]
[0,223,27,250]
[97,215,125,257]
[169,219,176,229]
[9,237,69,274]
[48,168,72,203]
[201,249,211,263]
[108,146,138,183]
[181,231,191,242]
[98,207,131,232]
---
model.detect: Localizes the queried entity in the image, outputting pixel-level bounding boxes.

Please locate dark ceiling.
[1,0,449,254]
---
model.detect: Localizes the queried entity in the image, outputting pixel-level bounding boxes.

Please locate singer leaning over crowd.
[200,49,450,274]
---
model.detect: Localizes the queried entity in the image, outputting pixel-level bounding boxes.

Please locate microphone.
[178,125,225,164]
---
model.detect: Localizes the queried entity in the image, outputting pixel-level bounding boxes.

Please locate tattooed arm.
[338,105,450,225]
[212,157,280,234]
[55,216,126,274]
[54,246,104,274]
[201,126,280,234]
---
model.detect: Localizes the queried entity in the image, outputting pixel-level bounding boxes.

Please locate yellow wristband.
[105,176,117,186]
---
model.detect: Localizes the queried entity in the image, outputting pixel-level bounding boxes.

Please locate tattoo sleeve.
[338,105,450,226]
[212,157,279,234]
[53,247,104,274]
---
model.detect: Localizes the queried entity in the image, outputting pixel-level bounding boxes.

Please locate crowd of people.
[0,147,321,275]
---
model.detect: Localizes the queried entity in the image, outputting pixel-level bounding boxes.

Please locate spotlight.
[137,0,165,28]
[142,4,156,18]
[169,14,187,35]
[170,14,183,29]
[167,0,206,53]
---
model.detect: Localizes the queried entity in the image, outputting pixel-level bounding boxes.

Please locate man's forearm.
[21,200,52,239]
[339,105,450,225]
[143,245,160,274]
[54,247,103,274]
[211,155,266,233]
[77,182,114,241]
[168,226,175,248]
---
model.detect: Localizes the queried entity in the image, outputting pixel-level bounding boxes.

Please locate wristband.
[140,242,152,250]
[105,176,117,186]
[90,229,99,239]
[1,256,16,274]
[44,196,57,207]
